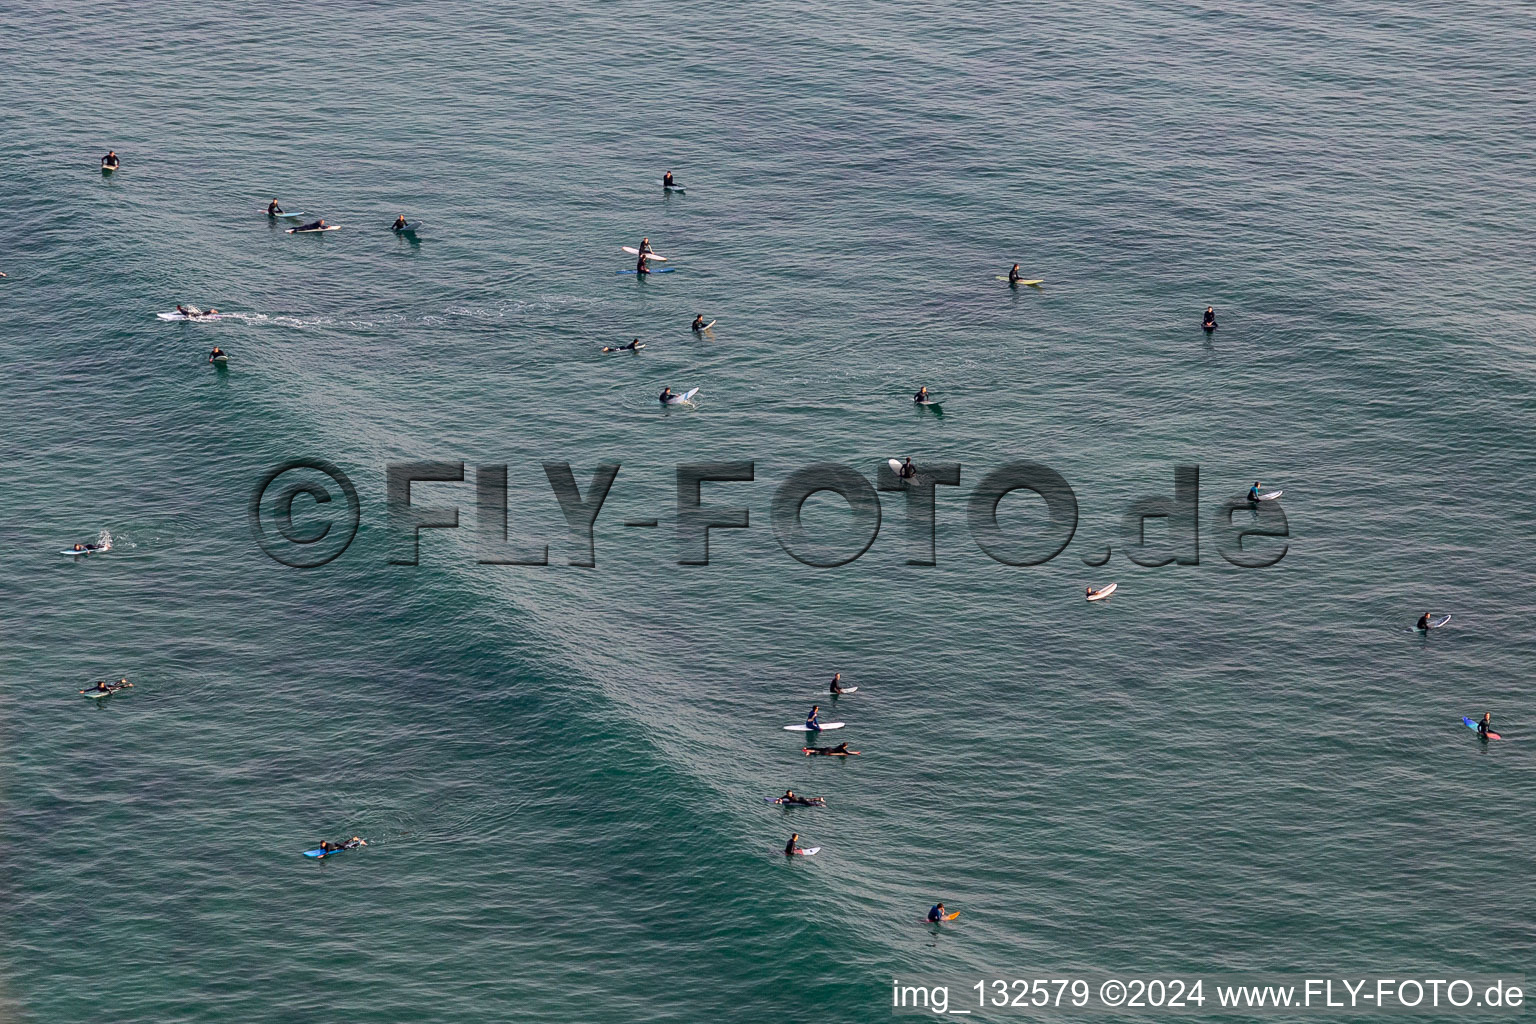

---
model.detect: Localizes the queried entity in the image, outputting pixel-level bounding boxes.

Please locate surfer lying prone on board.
[603,338,643,353]
[804,742,856,756]
[317,837,367,854]
[176,304,219,319]
[776,791,826,806]
[69,542,107,553]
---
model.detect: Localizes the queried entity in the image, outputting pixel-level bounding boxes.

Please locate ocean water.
[2,0,1533,1020]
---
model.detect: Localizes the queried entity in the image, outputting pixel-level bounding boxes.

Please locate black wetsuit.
[268,203,282,215]
[1203,312,1217,330]
[297,221,322,232]
[1417,615,1431,631]
[1008,270,1021,283]
[1478,719,1490,738]
[900,462,917,480]
[784,838,798,855]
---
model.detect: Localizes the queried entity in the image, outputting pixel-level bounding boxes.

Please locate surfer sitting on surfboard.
[209,347,227,363]
[899,457,917,480]
[1008,264,1023,284]
[266,199,283,215]
[830,673,848,694]
[1203,306,1218,331]
[805,705,822,731]
[663,172,677,189]
[1417,611,1434,631]
[784,833,805,855]
[1478,713,1494,739]
[805,742,855,756]
[1247,481,1263,502]
[391,214,407,231]
[914,386,930,404]
[102,151,119,169]
[927,902,948,923]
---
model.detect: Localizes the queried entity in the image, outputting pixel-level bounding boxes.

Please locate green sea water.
[2,1,1533,1020]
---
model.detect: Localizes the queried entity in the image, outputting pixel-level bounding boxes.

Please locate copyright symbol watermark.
[249,459,360,568]
[1099,979,1126,1007]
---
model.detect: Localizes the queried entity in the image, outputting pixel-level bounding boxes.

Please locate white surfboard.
[829,686,858,694]
[621,246,667,261]
[791,846,820,856]
[287,225,340,233]
[784,722,845,731]
[1256,490,1282,500]
[696,319,716,331]
[158,311,223,321]
[1086,583,1117,601]
[887,458,903,475]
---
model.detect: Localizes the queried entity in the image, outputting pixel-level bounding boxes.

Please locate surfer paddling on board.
[805,705,822,731]
[778,791,825,806]
[830,673,848,695]
[1203,306,1218,331]
[296,219,328,232]
[805,742,855,756]
[603,338,642,353]
[208,347,227,363]
[317,837,367,854]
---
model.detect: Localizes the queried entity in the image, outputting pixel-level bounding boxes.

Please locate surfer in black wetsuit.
[1416,611,1433,631]
[691,315,706,332]
[1203,306,1217,331]
[636,253,649,275]
[296,219,326,232]
[899,457,917,480]
[1008,263,1022,284]
[830,673,846,694]
[914,387,930,404]
[784,833,802,855]
[266,199,283,215]
[603,338,642,353]
[780,791,824,806]
[102,151,119,169]
[209,347,226,363]
[658,387,674,405]
[806,742,853,756]
[391,214,407,231]
[1478,713,1493,738]
[663,172,677,189]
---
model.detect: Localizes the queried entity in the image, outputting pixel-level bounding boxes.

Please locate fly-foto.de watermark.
[249,459,1289,570]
